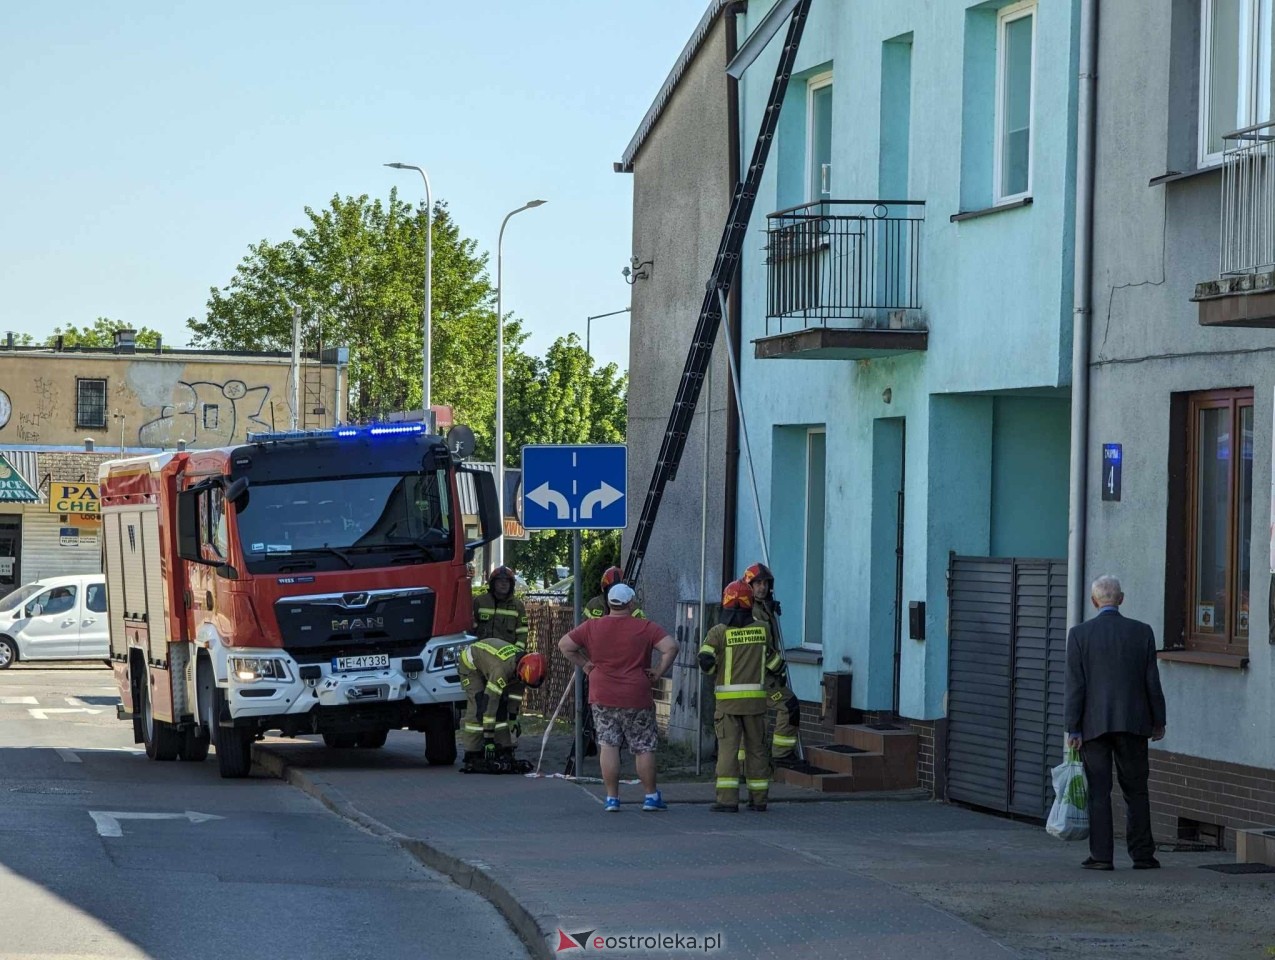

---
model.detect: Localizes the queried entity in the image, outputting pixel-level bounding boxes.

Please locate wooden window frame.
[1184,387,1253,654]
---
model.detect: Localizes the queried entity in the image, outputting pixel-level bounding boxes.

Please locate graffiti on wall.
[16,376,58,442]
[139,379,272,447]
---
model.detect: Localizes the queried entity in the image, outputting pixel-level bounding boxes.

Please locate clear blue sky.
[0,1,711,376]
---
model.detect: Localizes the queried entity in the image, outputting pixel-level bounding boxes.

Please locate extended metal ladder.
[623,0,812,584]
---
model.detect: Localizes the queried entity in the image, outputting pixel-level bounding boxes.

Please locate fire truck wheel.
[0,637,16,669]
[355,729,389,749]
[205,676,253,779]
[140,675,181,761]
[322,732,358,749]
[424,706,458,766]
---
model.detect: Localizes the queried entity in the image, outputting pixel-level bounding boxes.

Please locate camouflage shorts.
[590,705,658,754]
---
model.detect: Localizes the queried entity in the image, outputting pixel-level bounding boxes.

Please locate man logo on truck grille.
[342,593,370,608]
[332,617,384,631]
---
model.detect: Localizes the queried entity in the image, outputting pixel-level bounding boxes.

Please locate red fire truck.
[99,423,500,778]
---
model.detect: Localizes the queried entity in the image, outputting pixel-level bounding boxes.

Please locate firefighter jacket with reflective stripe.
[699,620,783,716]
[583,595,646,620]
[460,640,521,737]
[473,593,529,650]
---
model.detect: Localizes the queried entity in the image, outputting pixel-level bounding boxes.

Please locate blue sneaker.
[641,791,667,811]
[603,797,621,812]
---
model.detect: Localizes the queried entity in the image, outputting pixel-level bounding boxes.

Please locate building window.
[994,2,1036,203]
[203,404,219,430]
[76,378,107,430]
[1185,389,1253,653]
[803,428,827,647]
[1199,0,1275,164]
[807,72,833,202]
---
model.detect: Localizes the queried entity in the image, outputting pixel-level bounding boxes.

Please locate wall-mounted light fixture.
[622,256,653,284]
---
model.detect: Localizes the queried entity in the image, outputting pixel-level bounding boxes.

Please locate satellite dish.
[447,425,476,460]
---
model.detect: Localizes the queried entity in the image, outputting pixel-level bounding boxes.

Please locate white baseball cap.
[607,583,636,606]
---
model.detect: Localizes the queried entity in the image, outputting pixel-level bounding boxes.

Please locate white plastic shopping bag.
[1046,747,1090,841]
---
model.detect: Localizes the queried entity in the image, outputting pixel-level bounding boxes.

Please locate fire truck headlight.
[431,641,468,672]
[229,657,292,682]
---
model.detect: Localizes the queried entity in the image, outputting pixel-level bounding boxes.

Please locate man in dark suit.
[1064,575,1167,871]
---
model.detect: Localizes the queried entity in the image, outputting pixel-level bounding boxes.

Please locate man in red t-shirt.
[558,583,678,812]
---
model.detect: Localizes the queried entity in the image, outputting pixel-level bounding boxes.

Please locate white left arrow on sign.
[89,810,225,838]
[579,481,624,520]
[526,482,570,520]
[29,707,102,720]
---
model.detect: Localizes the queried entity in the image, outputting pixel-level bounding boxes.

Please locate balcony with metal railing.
[755,200,928,359]
[1194,121,1275,327]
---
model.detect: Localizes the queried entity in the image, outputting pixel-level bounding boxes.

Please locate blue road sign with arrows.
[520,444,627,530]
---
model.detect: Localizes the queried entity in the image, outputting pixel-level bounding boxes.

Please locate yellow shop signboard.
[50,481,101,530]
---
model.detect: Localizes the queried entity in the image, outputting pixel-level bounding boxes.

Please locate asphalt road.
[0,663,528,960]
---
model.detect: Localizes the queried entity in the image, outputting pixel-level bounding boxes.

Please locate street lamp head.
[385,162,408,169]
[527,199,547,208]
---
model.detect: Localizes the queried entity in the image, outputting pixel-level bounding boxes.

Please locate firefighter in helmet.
[743,562,800,767]
[474,565,530,650]
[698,579,785,812]
[584,566,646,620]
[458,642,546,773]
[461,566,536,773]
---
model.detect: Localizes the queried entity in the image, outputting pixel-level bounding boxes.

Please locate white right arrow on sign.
[580,481,623,520]
[526,482,570,520]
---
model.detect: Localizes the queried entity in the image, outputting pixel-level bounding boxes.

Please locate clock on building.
[0,390,11,430]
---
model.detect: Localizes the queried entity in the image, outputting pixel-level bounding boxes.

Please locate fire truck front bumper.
[220,634,469,722]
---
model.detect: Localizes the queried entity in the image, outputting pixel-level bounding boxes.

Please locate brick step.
[834,722,919,763]
[804,744,885,778]
[775,754,918,793]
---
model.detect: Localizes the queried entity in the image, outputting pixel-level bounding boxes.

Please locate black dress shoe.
[1132,858,1161,870]
[1081,857,1114,871]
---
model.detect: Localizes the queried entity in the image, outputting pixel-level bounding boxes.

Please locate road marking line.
[89,810,225,838]
[1,696,38,705]
[65,696,90,707]
[56,748,81,763]
[28,707,103,720]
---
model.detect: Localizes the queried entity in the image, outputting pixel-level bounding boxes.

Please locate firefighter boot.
[460,750,486,774]
[497,746,533,774]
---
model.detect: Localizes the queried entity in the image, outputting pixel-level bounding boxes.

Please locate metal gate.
[946,555,1067,818]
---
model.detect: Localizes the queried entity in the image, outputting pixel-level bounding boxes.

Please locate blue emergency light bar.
[246,422,428,443]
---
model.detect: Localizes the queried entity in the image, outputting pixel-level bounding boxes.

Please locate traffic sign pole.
[572,530,584,775]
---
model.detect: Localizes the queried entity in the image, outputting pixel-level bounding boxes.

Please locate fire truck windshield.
[235,468,453,571]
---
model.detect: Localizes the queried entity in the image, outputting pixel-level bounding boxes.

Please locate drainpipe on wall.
[721,0,746,591]
[1066,0,1099,630]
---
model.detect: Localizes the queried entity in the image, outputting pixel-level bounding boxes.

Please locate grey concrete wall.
[1088,0,1275,770]
[622,15,733,633]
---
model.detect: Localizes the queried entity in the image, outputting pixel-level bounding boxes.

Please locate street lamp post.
[494,199,547,568]
[384,162,434,418]
[586,307,631,357]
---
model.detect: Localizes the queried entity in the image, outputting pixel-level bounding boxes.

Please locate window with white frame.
[994,2,1036,203]
[1199,0,1275,164]
[807,73,833,202]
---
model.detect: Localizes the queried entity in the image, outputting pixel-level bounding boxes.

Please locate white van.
[0,574,109,668]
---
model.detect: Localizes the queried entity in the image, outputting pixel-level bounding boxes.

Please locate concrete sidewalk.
[254,734,1275,960]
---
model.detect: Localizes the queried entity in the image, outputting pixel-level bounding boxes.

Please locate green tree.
[187,191,521,455]
[5,319,162,349]
[505,334,629,583]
